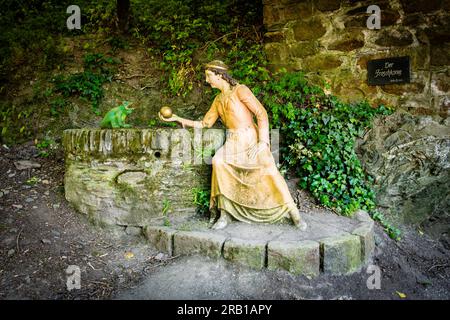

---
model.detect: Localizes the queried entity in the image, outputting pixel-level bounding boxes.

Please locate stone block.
[352,222,375,262]
[403,13,426,27]
[264,31,286,43]
[346,6,399,28]
[116,171,147,186]
[315,0,341,12]
[431,44,450,66]
[320,234,361,274]
[333,84,366,103]
[293,18,326,41]
[268,240,320,277]
[282,2,313,21]
[303,54,343,71]
[352,209,373,223]
[263,5,280,29]
[346,1,393,14]
[173,231,227,259]
[289,41,318,58]
[375,29,414,47]
[346,5,370,16]
[381,82,425,95]
[328,29,365,52]
[437,96,450,117]
[400,0,442,13]
[125,226,143,236]
[223,238,267,270]
[431,72,450,95]
[344,14,366,29]
[264,0,313,28]
[144,226,177,255]
[264,42,289,64]
[380,10,400,26]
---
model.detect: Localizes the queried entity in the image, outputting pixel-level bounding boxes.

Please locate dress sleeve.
[236,85,270,146]
[201,96,220,128]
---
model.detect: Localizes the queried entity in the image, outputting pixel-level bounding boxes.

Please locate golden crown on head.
[205,60,229,71]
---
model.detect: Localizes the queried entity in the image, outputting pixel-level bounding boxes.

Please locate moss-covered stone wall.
[263,0,450,117]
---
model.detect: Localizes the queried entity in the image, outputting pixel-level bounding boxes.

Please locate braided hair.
[205,60,239,87]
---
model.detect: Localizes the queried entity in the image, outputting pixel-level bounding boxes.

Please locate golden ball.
[160,106,173,118]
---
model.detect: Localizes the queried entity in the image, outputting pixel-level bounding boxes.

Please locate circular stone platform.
[143,209,375,277]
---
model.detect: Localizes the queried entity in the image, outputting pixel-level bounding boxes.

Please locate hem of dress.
[210,193,297,224]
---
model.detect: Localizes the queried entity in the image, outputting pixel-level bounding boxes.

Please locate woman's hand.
[158,112,179,123]
[248,141,269,161]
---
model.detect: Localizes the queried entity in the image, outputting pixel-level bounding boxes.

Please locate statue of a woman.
[159,60,307,230]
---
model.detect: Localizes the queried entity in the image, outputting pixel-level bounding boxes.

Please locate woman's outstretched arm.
[159,97,219,129]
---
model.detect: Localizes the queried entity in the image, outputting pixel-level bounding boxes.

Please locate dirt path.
[0,143,449,299]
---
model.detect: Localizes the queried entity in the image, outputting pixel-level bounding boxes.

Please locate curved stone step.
[144,211,375,277]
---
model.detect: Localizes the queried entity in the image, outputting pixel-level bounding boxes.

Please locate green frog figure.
[100,101,134,128]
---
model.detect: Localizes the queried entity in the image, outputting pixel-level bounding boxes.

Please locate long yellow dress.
[202,84,299,223]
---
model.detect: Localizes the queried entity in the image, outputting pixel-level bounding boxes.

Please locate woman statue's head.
[204,60,238,89]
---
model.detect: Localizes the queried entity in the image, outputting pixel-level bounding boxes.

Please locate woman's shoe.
[296,219,308,231]
[211,210,231,230]
[208,208,219,228]
[290,210,307,231]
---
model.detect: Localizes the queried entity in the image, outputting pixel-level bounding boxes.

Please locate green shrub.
[49,97,67,116]
[36,138,57,158]
[52,53,119,115]
[0,102,35,144]
[130,0,262,97]
[257,71,400,239]
[192,187,210,216]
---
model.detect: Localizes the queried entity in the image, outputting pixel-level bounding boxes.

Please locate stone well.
[63,128,375,276]
[63,128,225,227]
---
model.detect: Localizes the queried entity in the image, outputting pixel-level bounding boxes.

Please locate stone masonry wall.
[263,0,450,116]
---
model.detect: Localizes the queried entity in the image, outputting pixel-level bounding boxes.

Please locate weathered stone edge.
[319,233,362,275]
[351,220,375,263]
[173,231,228,259]
[267,240,320,278]
[142,223,375,277]
[143,226,178,256]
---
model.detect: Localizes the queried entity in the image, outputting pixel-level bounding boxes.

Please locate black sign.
[367,56,410,85]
